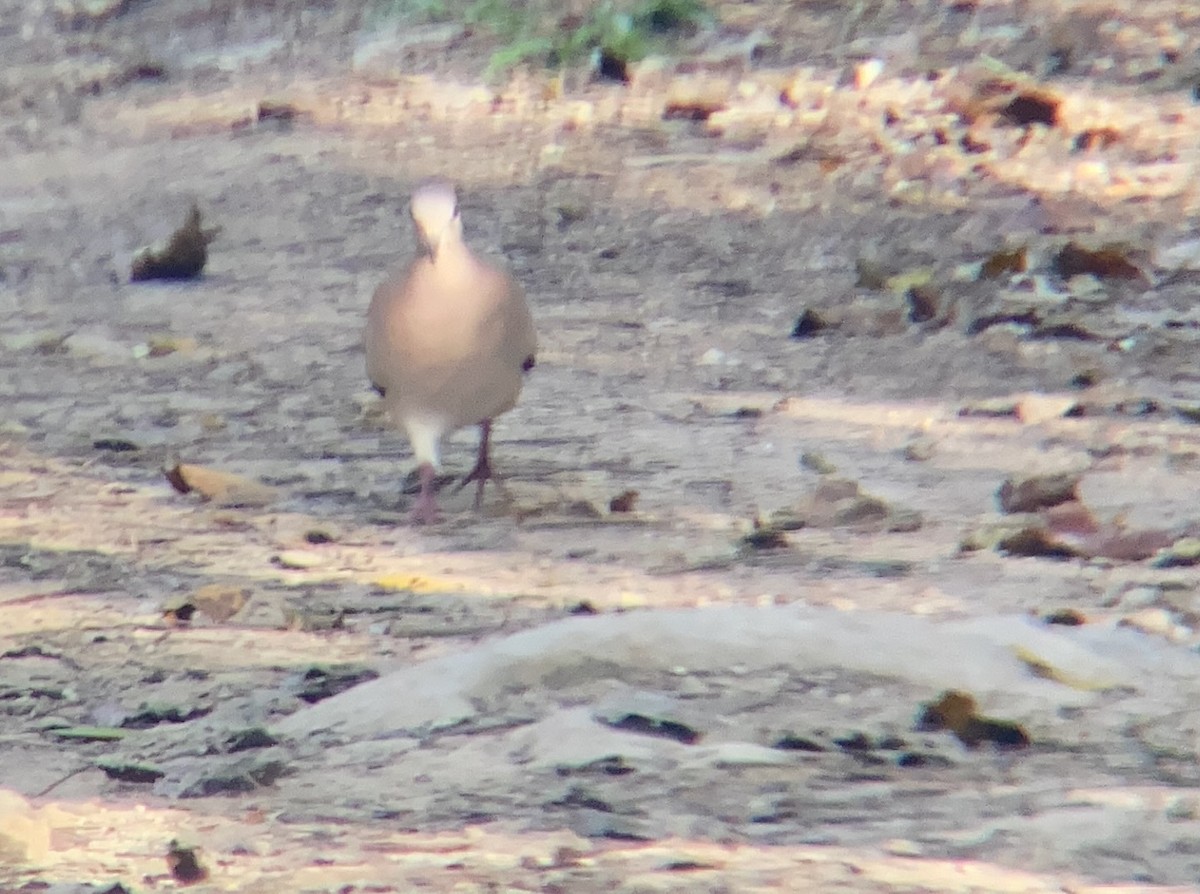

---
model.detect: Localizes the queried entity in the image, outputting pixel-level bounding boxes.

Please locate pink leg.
[410,462,440,525]
[458,420,493,510]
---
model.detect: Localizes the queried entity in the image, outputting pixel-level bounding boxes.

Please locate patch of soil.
[4,0,1200,891]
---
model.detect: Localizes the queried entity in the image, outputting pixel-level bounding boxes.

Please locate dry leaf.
[1051,242,1142,280]
[166,840,208,885]
[191,583,251,622]
[131,205,216,282]
[997,472,1080,513]
[164,463,278,507]
[979,246,1027,279]
[1015,393,1077,424]
[916,690,1030,749]
[609,490,639,513]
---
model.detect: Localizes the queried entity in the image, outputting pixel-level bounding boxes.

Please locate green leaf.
[50,725,128,742]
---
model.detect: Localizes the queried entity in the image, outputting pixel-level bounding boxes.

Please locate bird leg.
[457,420,494,510]
[410,462,440,525]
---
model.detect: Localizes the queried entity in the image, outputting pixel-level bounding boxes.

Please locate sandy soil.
[5,0,1200,890]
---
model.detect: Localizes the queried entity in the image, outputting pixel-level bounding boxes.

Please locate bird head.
[410,180,462,258]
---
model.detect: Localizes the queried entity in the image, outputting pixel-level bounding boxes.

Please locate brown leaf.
[1043,500,1100,535]
[191,583,251,622]
[1067,526,1174,562]
[164,464,278,507]
[1043,608,1086,626]
[1073,128,1120,152]
[1052,242,1142,280]
[166,840,208,885]
[997,472,1080,513]
[997,525,1079,559]
[916,690,1030,749]
[609,490,639,513]
[770,479,921,533]
[1015,393,1077,424]
[906,284,943,324]
[743,520,788,549]
[131,205,215,282]
[979,246,1027,279]
[790,307,834,338]
[999,90,1060,127]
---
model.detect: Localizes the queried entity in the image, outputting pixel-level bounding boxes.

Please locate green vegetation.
[372,0,711,79]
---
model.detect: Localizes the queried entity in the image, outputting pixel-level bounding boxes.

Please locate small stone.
[1118,608,1179,640]
[903,437,935,461]
[799,451,836,474]
[1116,586,1160,610]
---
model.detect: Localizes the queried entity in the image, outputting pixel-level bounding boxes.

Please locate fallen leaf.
[191,583,251,622]
[146,335,197,357]
[770,479,921,533]
[997,525,1079,559]
[273,550,325,571]
[49,725,127,742]
[915,690,1030,749]
[1015,393,1077,424]
[166,840,208,885]
[1043,500,1100,535]
[662,78,729,121]
[1043,608,1086,626]
[609,490,639,513]
[292,665,380,704]
[884,266,934,296]
[1075,527,1174,562]
[799,451,837,474]
[130,205,216,282]
[790,308,833,338]
[979,246,1027,279]
[161,593,196,625]
[743,521,789,549]
[97,761,165,784]
[164,463,279,507]
[603,713,700,744]
[1153,537,1200,568]
[906,284,943,324]
[257,99,301,123]
[1051,242,1142,280]
[998,90,1059,127]
[1073,128,1120,152]
[997,472,1080,513]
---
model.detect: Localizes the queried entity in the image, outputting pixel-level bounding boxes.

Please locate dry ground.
[5,0,1200,890]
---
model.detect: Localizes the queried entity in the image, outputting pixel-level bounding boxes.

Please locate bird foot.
[454,457,491,510]
[409,464,441,525]
[457,456,492,489]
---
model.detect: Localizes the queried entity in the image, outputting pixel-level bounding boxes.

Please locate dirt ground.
[5,0,1200,891]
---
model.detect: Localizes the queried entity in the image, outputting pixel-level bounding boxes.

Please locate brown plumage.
[364,181,536,523]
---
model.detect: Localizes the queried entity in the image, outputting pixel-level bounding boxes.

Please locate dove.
[364,181,536,524]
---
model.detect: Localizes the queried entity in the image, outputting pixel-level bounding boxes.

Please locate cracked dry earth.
[7,0,1200,891]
